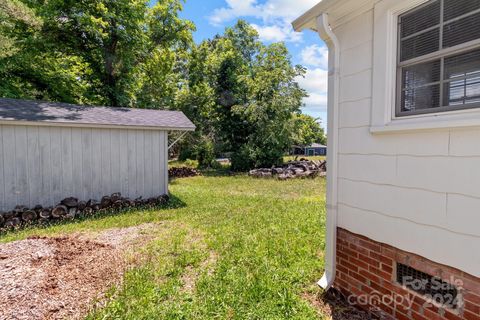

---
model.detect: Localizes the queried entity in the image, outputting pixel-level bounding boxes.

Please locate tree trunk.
[77,201,87,211]
[4,218,21,228]
[61,197,78,208]
[111,193,121,202]
[101,196,111,208]
[21,210,37,222]
[39,209,51,219]
[52,205,67,219]
[104,27,119,107]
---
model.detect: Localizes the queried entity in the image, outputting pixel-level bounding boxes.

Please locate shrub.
[195,137,215,168]
[183,159,198,168]
[178,147,195,162]
[230,145,255,172]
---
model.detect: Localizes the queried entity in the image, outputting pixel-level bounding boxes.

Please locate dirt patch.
[181,250,218,294]
[82,223,160,248]
[303,288,382,320]
[174,227,218,295]
[0,223,161,320]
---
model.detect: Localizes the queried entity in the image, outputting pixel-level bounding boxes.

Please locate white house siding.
[0,124,168,211]
[334,7,480,277]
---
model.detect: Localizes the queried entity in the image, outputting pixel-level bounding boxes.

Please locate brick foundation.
[335,228,480,320]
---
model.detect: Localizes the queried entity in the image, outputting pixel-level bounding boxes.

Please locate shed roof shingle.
[0,98,195,131]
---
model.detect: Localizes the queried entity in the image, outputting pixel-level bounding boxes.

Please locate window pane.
[444,49,480,107]
[402,60,441,89]
[397,0,480,115]
[443,12,480,48]
[444,49,480,80]
[400,28,440,61]
[400,0,440,38]
[444,0,480,22]
[401,84,440,112]
[444,75,480,106]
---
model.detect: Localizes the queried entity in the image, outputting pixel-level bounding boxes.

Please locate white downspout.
[316,13,340,290]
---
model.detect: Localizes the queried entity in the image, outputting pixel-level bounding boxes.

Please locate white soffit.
[292,0,374,31]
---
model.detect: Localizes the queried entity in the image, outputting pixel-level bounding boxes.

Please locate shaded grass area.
[168,159,199,168]
[1,176,327,319]
[284,155,326,162]
[0,196,187,243]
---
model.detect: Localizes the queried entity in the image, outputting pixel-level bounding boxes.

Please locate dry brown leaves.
[303,288,381,320]
[0,223,161,320]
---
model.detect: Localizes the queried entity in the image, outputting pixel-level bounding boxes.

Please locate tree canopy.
[0,0,194,106]
[292,114,327,147]
[0,1,326,170]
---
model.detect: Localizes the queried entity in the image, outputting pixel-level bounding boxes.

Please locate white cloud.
[209,0,258,26]
[297,67,328,113]
[259,0,319,20]
[297,68,328,93]
[304,93,327,110]
[251,21,302,43]
[208,0,319,42]
[300,44,328,68]
[209,0,318,23]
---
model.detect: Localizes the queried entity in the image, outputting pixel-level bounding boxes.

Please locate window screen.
[397,0,480,116]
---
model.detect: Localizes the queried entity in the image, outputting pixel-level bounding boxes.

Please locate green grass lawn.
[1,175,327,319]
[168,159,199,168]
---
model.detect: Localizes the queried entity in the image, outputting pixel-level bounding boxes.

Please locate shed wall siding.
[0,124,167,211]
[334,7,480,277]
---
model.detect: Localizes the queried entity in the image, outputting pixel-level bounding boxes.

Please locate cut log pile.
[249,159,327,180]
[0,193,170,232]
[169,167,200,178]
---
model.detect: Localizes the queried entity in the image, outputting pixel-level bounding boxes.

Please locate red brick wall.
[335,228,480,320]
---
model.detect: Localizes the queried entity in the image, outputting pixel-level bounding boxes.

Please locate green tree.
[0,0,87,101]
[0,0,102,102]
[291,114,327,147]
[1,6,320,171]
[0,0,41,58]
[178,21,307,170]
[0,0,194,107]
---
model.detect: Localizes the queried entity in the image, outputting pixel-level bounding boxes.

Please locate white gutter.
[315,13,340,290]
[292,0,337,31]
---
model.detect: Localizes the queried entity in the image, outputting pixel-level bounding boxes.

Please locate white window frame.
[371,0,480,133]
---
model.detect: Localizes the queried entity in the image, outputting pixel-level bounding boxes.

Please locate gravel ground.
[0,224,159,320]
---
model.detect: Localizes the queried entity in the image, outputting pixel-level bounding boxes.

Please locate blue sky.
[177,0,328,128]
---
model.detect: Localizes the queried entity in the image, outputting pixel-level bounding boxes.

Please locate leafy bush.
[195,137,215,168]
[178,147,195,162]
[230,145,255,171]
[183,159,198,168]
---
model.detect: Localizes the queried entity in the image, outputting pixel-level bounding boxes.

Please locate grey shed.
[0,98,195,211]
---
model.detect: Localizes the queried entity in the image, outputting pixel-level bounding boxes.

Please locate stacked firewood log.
[169,167,200,178]
[0,193,170,231]
[249,159,326,180]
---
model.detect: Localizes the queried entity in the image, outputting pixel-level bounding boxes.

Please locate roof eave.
[292,0,338,32]
[293,0,373,32]
[0,119,196,131]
